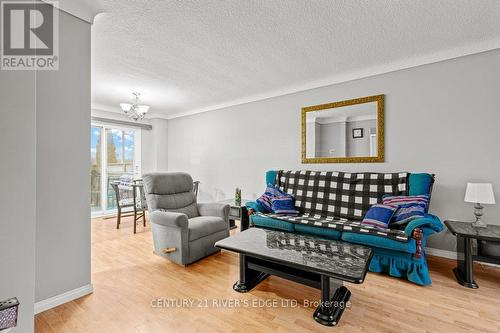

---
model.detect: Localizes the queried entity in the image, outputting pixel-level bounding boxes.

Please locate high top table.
[215,228,373,326]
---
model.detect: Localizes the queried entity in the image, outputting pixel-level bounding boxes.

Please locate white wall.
[305,122,316,157]
[167,49,500,252]
[150,118,169,172]
[318,121,346,157]
[0,69,36,332]
[35,11,92,302]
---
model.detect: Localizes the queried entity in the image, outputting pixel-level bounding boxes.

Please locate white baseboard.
[425,247,500,268]
[35,284,93,314]
[425,247,457,259]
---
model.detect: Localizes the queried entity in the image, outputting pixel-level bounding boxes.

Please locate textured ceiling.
[90,0,500,118]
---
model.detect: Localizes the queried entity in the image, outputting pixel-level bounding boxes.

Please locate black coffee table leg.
[313,275,351,326]
[233,254,269,292]
[453,235,478,288]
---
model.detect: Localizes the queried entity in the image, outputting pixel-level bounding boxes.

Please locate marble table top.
[216,228,373,283]
[445,220,500,242]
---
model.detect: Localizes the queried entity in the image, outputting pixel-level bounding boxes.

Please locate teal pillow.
[409,173,432,196]
[265,170,277,187]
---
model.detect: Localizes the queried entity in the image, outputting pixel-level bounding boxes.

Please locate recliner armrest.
[150,210,189,228]
[197,202,230,222]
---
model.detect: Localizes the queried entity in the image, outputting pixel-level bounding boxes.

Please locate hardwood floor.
[35,216,500,333]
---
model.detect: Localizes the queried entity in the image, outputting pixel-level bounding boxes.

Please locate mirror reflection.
[302,95,384,163]
[306,102,377,158]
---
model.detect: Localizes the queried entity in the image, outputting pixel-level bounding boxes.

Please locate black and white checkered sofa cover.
[256,170,410,242]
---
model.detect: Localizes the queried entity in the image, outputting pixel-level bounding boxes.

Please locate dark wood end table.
[217,199,249,230]
[444,220,500,289]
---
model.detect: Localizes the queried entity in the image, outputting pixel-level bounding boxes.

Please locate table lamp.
[464,183,496,227]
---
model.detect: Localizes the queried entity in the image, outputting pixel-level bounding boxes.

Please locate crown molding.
[311,114,376,125]
[162,39,500,120]
[91,104,171,121]
[91,103,123,114]
[146,113,171,120]
[346,114,377,122]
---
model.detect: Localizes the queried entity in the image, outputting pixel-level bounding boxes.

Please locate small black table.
[444,220,500,288]
[215,228,373,326]
[217,199,250,230]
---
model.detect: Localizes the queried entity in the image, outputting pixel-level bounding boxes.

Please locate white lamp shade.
[464,183,496,204]
[120,103,132,112]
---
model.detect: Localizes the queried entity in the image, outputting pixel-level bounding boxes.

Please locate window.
[90,124,141,215]
[90,126,102,212]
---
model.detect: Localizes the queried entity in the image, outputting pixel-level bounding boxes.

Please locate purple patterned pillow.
[361,204,398,230]
[382,195,429,225]
[271,196,299,215]
[382,195,430,210]
[256,185,286,212]
[390,203,426,225]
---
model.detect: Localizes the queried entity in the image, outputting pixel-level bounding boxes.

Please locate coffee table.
[215,228,373,326]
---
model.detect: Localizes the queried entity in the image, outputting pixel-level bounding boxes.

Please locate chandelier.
[120,92,150,121]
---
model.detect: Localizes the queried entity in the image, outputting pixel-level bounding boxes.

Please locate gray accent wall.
[0,65,36,332]
[35,11,92,302]
[0,7,91,331]
[167,49,500,252]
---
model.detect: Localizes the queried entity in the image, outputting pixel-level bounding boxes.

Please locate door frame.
[91,122,141,217]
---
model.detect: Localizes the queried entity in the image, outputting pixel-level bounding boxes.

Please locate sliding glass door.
[90,124,141,215]
[90,126,103,212]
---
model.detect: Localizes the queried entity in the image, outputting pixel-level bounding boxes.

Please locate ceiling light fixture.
[120,92,150,121]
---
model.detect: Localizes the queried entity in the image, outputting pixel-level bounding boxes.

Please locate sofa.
[242,170,444,286]
[143,172,230,265]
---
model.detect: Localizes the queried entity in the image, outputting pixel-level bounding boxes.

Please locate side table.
[217,199,249,230]
[444,220,500,288]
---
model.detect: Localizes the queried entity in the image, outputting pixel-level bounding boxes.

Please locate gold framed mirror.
[301,94,384,163]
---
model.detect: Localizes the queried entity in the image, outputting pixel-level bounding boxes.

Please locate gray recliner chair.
[142,172,230,265]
